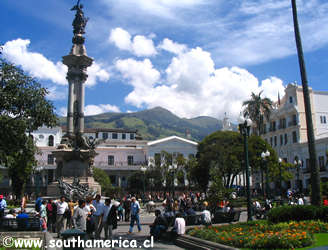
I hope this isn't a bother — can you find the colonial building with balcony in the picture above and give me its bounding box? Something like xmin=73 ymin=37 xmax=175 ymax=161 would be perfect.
xmin=260 ymin=83 xmax=328 ymax=191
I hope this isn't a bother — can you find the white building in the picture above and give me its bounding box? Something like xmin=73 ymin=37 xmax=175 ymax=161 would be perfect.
xmin=260 ymin=83 xmax=328 ymax=191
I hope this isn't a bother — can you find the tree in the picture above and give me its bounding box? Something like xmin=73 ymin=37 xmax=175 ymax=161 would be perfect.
xmin=291 ymin=0 xmax=321 ymax=206
xmin=0 ymin=59 xmax=58 ymax=198
xmin=197 ymin=131 xmax=244 ymax=192
xmin=243 ymin=91 xmax=273 ymax=135
xmin=93 ymin=168 xmax=113 ymax=196
xmin=248 ymin=135 xmax=293 ymax=195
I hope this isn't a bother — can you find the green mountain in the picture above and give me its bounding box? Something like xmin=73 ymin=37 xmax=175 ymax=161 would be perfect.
xmin=60 ymin=107 xmax=226 ymax=141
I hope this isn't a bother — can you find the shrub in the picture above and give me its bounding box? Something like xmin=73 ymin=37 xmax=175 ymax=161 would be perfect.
xmin=267 ymin=205 xmax=328 ymax=223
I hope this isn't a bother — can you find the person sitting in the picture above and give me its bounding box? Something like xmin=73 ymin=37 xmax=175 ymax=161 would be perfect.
xmin=201 ymin=202 xmax=211 ymax=226
xmin=150 ymin=210 xmax=169 ymax=241
xmin=17 ymin=209 xmax=30 ymax=229
xmin=223 ymin=201 xmax=231 ymax=213
xmin=171 ymin=213 xmax=185 ymax=239
xmin=4 ymin=209 xmax=17 ymax=218
xmin=185 ymin=205 xmax=196 ymax=216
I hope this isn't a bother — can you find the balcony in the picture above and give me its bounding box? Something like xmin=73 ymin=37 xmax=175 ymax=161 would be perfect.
xmin=95 ymin=161 xmax=147 ymax=171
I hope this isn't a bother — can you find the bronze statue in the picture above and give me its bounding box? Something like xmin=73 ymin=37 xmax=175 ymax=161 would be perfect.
xmin=71 ymin=0 xmax=89 ymax=44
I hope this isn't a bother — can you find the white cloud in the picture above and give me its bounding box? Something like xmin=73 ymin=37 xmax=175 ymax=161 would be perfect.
xmin=158 ymin=38 xmax=187 ymax=55
xmin=260 ymin=77 xmax=285 ymax=102
xmin=115 ymin=43 xmax=285 ymax=120
xmin=86 ymin=62 xmax=110 ymax=87
xmin=3 ymin=38 xmax=110 ymax=87
xmin=108 ymin=27 xmax=132 ymax=51
xmin=3 ymin=39 xmax=67 ymax=84
xmin=58 ymin=104 xmax=120 ymax=117
xmin=85 ymin=104 xmax=120 ymax=116
xmin=109 ymin=28 xmax=157 ymax=57
xmin=115 ymin=58 xmax=160 ymax=90
xmin=166 ymin=47 xmax=214 ymax=92
xmin=132 ymin=35 xmax=157 ymax=57
xmin=46 ymin=87 xmax=66 ymax=101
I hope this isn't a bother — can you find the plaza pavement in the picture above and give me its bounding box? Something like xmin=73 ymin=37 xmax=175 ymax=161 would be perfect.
xmin=6 ymin=206 xmax=248 ymax=249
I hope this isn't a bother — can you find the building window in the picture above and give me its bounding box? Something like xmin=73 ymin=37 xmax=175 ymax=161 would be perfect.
xmin=128 ymin=155 xmax=134 ymax=165
xmin=274 ymin=136 xmax=277 ymax=147
xmin=112 ymin=133 xmax=118 ymax=139
xmin=122 ymin=133 xmax=126 ymax=140
xmin=320 ymin=116 xmax=327 ymax=124
xmin=289 ymin=96 xmax=293 ymax=103
xmin=280 ymin=135 xmax=283 ymax=145
xmin=108 ymin=155 xmax=114 ymax=165
xmin=48 ymin=154 xmax=54 ymax=165
xmin=270 ymin=137 xmax=273 ymax=146
xmin=39 ymin=134 xmax=44 ymax=139
xmin=284 ymin=133 xmax=288 ymax=145
xmin=272 ymin=121 xmax=276 ymax=132
xmin=292 ymin=131 xmax=297 ymax=143
xmin=130 ymin=133 xmax=135 ymax=140
xmin=319 ymin=156 xmax=325 ymax=171
xmin=103 ymin=132 xmax=108 ymax=140
xmin=48 ymin=135 xmax=54 ymax=147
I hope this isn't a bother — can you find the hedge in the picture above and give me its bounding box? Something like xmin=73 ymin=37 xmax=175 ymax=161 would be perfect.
xmin=267 ymin=205 xmax=328 ymax=223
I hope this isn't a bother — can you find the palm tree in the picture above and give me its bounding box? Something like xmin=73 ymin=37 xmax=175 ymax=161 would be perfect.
xmin=242 ymin=91 xmax=273 ymax=136
xmin=291 ymin=0 xmax=321 ymax=205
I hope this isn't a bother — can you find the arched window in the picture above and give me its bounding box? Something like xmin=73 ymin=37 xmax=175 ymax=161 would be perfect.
xmin=48 ymin=135 xmax=54 ymax=147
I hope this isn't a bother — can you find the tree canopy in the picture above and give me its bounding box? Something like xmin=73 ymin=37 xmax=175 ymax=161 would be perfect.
xmin=243 ymin=91 xmax=273 ymax=135
xmin=196 ymin=131 xmax=293 ymax=194
xmin=0 ymin=58 xmax=58 ymax=198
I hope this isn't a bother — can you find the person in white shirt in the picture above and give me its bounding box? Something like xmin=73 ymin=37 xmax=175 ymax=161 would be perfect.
xmin=201 ymin=201 xmax=211 ymax=225
xmin=4 ymin=209 xmax=16 ymax=218
xmin=54 ymin=196 xmax=69 ymax=238
xmin=92 ymin=194 xmax=104 ymax=239
xmin=298 ymin=196 xmax=304 ymax=205
xmin=172 ymin=213 xmax=185 ymax=238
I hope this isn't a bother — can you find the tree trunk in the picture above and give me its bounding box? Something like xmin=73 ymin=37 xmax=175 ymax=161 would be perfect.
xmin=291 ymin=0 xmax=321 ymax=205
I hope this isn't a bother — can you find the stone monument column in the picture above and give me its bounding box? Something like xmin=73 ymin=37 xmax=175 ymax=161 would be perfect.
xmin=63 ymin=2 xmax=92 ymax=137
xmin=47 ymin=1 xmax=101 ymax=198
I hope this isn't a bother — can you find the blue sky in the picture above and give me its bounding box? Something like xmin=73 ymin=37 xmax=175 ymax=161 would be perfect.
xmin=1 ymin=0 xmax=328 ymax=121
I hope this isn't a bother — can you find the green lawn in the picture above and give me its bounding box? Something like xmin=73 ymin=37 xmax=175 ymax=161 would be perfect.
xmin=297 ymin=233 xmax=328 ymax=250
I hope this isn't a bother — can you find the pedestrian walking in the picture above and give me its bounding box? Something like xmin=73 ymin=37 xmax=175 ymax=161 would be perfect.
xmin=40 ymin=200 xmax=47 ymax=230
xmin=102 ymin=199 xmax=117 ymax=239
xmin=123 ymin=197 xmax=131 ymax=222
xmin=55 ymin=196 xmax=69 ymax=238
xmin=128 ymin=197 xmax=141 ymax=233
xmin=46 ymin=199 xmax=56 ymax=232
xmin=73 ymin=200 xmax=87 ymax=233
xmin=92 ymin=194 xmax=104 ymax=239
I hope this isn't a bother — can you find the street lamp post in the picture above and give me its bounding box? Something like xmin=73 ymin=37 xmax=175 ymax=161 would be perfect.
xmin=261 ymin=150 xmax=271 ymax=198
xmin=279 ymin=158 xmax=283 ymax=195
xmin=168 ymin=164 xmax=177 ymax=199
xmin=294 ymin=159 xmax=302 ymax=194
xmin=140 ymin=166 xmax=147 ymax=201
xmin=238 ymin=115 xmax=253 ymax=221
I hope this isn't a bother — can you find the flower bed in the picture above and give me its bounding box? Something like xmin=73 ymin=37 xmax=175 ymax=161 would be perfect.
xmin=187 ymin=220 xmax=328 ymax=249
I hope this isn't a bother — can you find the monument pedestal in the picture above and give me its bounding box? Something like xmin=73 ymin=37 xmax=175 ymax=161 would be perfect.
xmin=47 ymin=177 xmax=101 ymax=197
xmin=46 ymin=148 xmax=101 ymax=197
